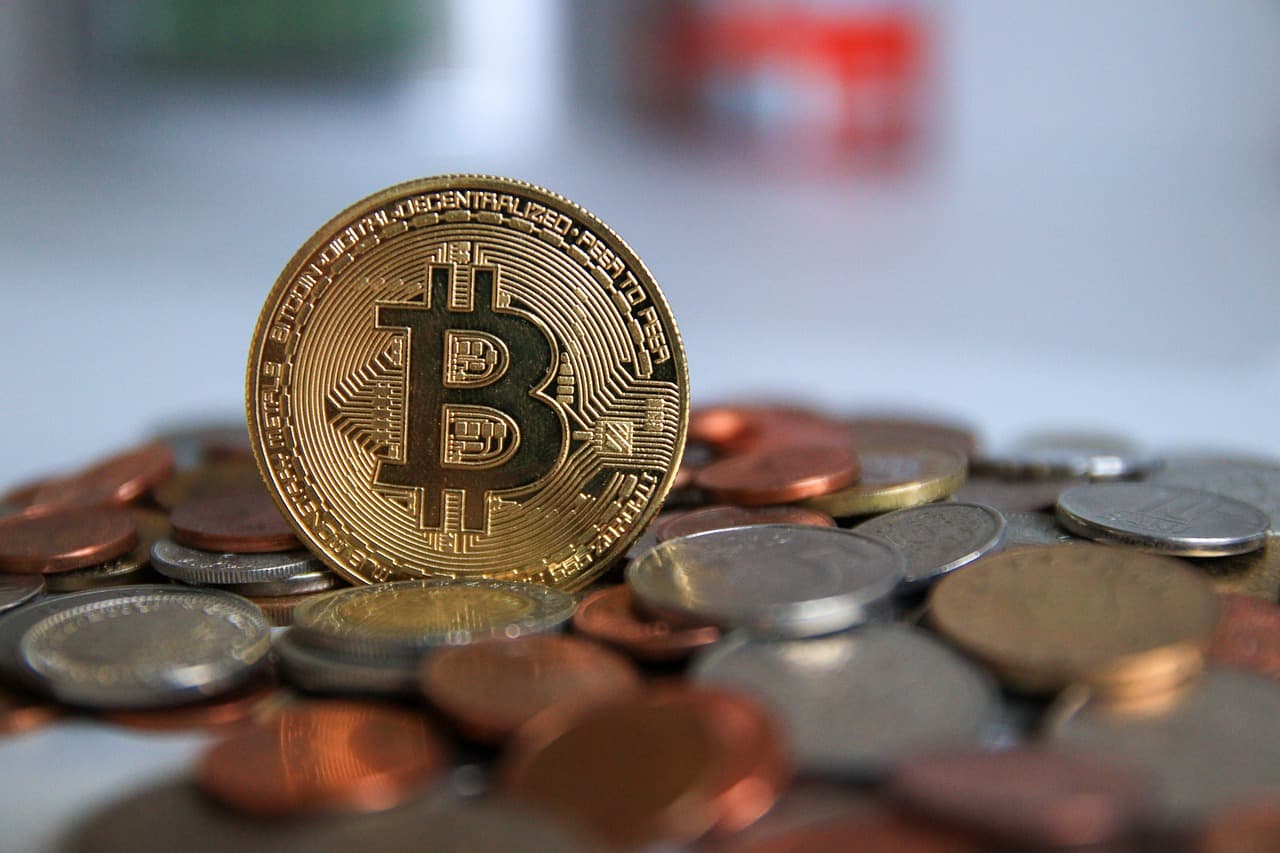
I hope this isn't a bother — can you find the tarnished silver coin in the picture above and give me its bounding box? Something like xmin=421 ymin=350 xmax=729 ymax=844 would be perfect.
xmin=976 ymin=432 xmax=1158 ymax=480
xmin=291 ymin=580 xmax=575 ymax=661
xmin=151 ymin=540 xmax=326 ymax=586
xmin=1049 ymin=667 xmax=1280 ymax=822
xmin=691 ymin=624 xmax=1004 ymax=775
xmin=0 ymin=573 xmax=42 ymax=614
xmin=1056 ymin=483 xmax=1269 ymax=556
xmin=1000 ymin=511 xmax=1082 ymax=548
xmin=853 ymin=503 xmax=1005 ymax=588
xmin=1151 ymin=454 xmax=1280 ymax=533
xmin=272 ymin=630 xmax=419 ymax=697
xmin=17 ymin=587 xmax=270 ymax=709
xmin=214 ymin=569 xmax=339 ymax=597
xmin=628 ymin=525 xmax=905 ymax=638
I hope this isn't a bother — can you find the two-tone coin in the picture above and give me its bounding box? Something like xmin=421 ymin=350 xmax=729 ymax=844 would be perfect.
xmin=800 ymin=447 xmax=966 ymax=517
xmin=852 ymin=502 xmax=1005 ymax=588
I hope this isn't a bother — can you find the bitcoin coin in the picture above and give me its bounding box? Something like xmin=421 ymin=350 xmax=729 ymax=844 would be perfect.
xmin=247 ymin=176 xmax=688 ymax=589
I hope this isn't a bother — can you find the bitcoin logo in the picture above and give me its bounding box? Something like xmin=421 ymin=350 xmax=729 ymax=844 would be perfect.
xmin=247 ymin=176 xmax=688 ymax=590
xmin=373 ymin=263 xmax=564 ymax=533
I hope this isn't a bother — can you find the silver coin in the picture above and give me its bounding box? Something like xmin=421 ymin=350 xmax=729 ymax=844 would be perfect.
xmin=1151 ymin=454 xmax=1280 ymax=533
xmin=273 ymin=630 xmax=419 ymax=697
xmin=291 ymin=579 xmax=575 ymax=661
xmin=1000 ymin=511 xmax=1083 ymax=548
xmin=1056 ymin=483 xmax=1269 ymax=556
xmin=691 ymin=624 xmax=1004 ymax=776
xmin=976 ymin=431 xmax=1158 ymax=480
xmin=1049 ymin=667 xmax=1280 ymax=822
xmin=628 ymin=525 xmax=904 ymax=638
xmin=207 ymin=569 xmax=338 ymax=597
xmin=18 ymin=587 xmax=270 ymax=709
xmin=951 ymin=475 xmax=1083 ymax=513
xmin=151 ymin=539 xmax=325 ymax=586
xmin=852 ymin=503 xmax=1005 ymax=588
xmin=0 ymin=573 xmax=42 ymax=614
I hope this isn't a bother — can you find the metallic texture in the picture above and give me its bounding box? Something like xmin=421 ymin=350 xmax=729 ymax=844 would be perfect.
xmin=246 ymin=175 xmax=688 ymax=589
xmin=272 ymin=630 xmax=420 ymax=697
xmin=0 ymin=573 xmax=43 ymax=614
xmin=1151 ymin=454 xmax=1280 ymax=532
xmin=853 ymin=502 xmax=1005 ymax=587
xmin=214 ymin=568 xmax=338 ymax=597
xmin=150 ymin=540 xmax=326 ymax=586
xmin=975 ymin=431 xmax=1157 ymax=480
xmin=799 ymin=447 xmax=966 ymax=517
xmin=998 ymin=510 xmax=1083 ymax=549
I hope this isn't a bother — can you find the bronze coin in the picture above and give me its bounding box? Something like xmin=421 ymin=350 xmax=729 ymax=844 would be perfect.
xmin=0 ymin=506 xmax=137 ymax=574
xmin=421 ymin=635 xmax=643 ymax=744
xmin=695 ymin=446 xmax=860 ymax=506
xmin=101 ymin=677 xmax=283 ymax=733
xmin=0 ymin=687 xmax=62 ymax=736
xmin=728 ymin=812 xmax=981 ymax=852
xmin=170 ymin=492 xmax=300 ymax=553
xmin=654 ymin=505 xmax=836 ymax=542
xmin=499 ymin=695 xmax=725 ymax=847
xmin=690 ymin=406 xmax=752 ymax=448
xmin=152 ymin=461 xmax=266 ymax=511
xmin=888 ymin=748 xmax=1149 ymax=848
xmin=846 ymin=415 xmax=979 ymax=458
xmin=30 ymin=444 xmax=175 ymax=509
xmin=720 ymin=405 xmax=854 ymax=454
xmin=1201 ymin=799 xmax=1280 ymax=853
xmin=43 ymin=508 xmax=171 ymax=593
xmin=197 ymin=700 xmax=449 ymax=817
xmin=572 ymin=585 xmax=720 ymax=661
xmin=1209 ymin=593 xmax=1280 ymax=681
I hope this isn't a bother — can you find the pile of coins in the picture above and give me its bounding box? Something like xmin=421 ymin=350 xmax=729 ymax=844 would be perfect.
xmin=3 ymin=405 xmax=1280 ymax=850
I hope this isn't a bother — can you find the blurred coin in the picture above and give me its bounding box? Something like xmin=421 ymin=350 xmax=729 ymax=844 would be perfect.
xmin=170 ymin=492 xmax=300 ymax=553
xmin=249 ymin=591 xmax=328 ymax=627
xmin=654 ymin=505 xmax=836 ymax=542
xmin=1057 ymin=483 xmax=1269 ymax=556
xmin=800 ymin=447 xmax=966 ymax=517
xmin=629 ymin=525 xmax=903 ymax=638
xmin=1208 ymin=594 xmax=1280 ymax=681
xmin=152 ymin=461 xmax=265 ymax=511
xmin=930 ymin=544 xmax=1216 ymax=695
xmin=952 ymin=474 xmax=1082 ymax=513
xmin=852 ymin=502 xmax=1005 ymax=588
xmin=690 ymin=406 xmax=752 ymax=448
xmin=0 ymin=506 xmax=137 ymax=574
xmin=421 ymin=635 xmax=643 ymax=744
xmin=151 ymin=417 xmax=251 ymax=470
xmin=1187 ymin=538 xmax=1280 ymax=600
xmin=1151 ymin=454 xmax=1280 ymax=532
xmin=217 ymin=568 xmax=338 ymax=597
xmin=976 ymin=431 xmax=1156 ymax=480
xmin=100 ymin=676 xmax=283 ymax=733
xmin=1048 ymin=667 xmax=1280 ymax=822
xmin=999 ymin=510 xmax=1082 ymax=548
xmin=695 ymin=446 xmax=860 ymax=506
xmin=726 ymin=810 xmax=982 ymax=853
xmin=18 ymin=586 xmax=270 ymax=709
xmin=845 ymin=414 xmax=978 ymax=458
xmin=714 ymin=405 xmax=854 ymax=454
xmin=0 ymin=587 xmax=147 ymax=688
xmin=44 ymin=509 xmax=170 ymax=594
xmin=292 ymin=580 xmax=575 ymax=661
xmin=0 ymin=686 xmax=61 ymax=736
xmin=571 ymin=584 xmax=721 ymax=662
xmin=691 ymin=625 xmax=1003 ymax=776
xmin=29 ymin=444 xmax=175 ymax=509
xmin=0 ymin=574 xmax=43 ymax=614
xmin=887 ymin=748 xmax=1150 ymax=848
xmin=1200 ymin=799 xmax=1280 ymax=853
xmin=197 ymin=700 xmax=449 ymax=817
xmin=150 ymin=539 xmax=326 ymax=586
xmin=273 ymin=630 xmax=419 ymax=697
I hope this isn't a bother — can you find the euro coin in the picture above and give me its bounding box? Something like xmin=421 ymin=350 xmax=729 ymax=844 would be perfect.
xmin=247 ymin=175 xmax=688 ymax=589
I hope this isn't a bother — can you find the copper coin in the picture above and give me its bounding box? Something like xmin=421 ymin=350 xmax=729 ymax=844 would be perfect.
xmin=654 ymin=505 xmax=836 ymax=542
xmin=888 ymin=748 xmax=1149 ymax=848
xmin=152 ymin=460 xmax=266 ymax=511
xmin=101 ymin=677 xmax=283 ymax=733
xmin=421 ymin=635 xmax=643 ymax=744
xmin=846 ymin=415 xmax=979 ymax=458
xmin=197 ymin=700 xmax=449 ymax=816
xmin=572 ymin=585 xmax=721 ymax=661
xmin=721 ymin=406 xmax=855 ymax=454
xmin=1 ymin=477 xmax=50 ymax=508
xmin=696 ymin=446 xmax=860 ymax=506
xmin=170 ymin=492 xmax=300 ymax=553
xmin=691 ymin=406 xmax=752 ymax=448
xmin=1209 ymin=594 xmax=1280 ymax=681
xmin=652 ymin=686 xmax=791 ymax=835
xmin=728 ymin=812 xmax=981 ymax=853
xmin=499 ymin=695 xmax=726 ymax=847
xmin=43 ymin=508 xmax=170 ymax=593
xmin=0 ymin=506 xmax=137 ymax=574
xmin=1201 ymin=799 xmax=1280 ymax=853
xmin=30 ymin=444 xmax=175 ymax=509
xmin=0 ymin=687 xmax=62 ymax=736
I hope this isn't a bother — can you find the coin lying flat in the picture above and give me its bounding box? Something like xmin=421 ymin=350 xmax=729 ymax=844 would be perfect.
xmin=571 ymin=585 xmax=721 ymax=662
xmin=0 ymin=587 xmax=143 ymax=688
xmin=291 ymin=579 xmax=575 ymax=660
xmin=999 ymin=511 xmax=1082 ymax=549
xmin=217 ymin=569 xmax=338 ymax=597
xmin=1056 ymin=483 xmax=1269 ymax=556
xmin=952 ymin=474 xmax=1083 ymax=513
xmin=628 ymin=525 xmax=904 ymax=638
xmin=0 ymin=506 xmax=138 ymax=574
xmin=653 ymin=505 xmax=836 ymax=542
xmin=0 ymin=573 xmax=43 ymax=614
xmin=691 ymin=625 xmax=1003 ymax=777
xmin=18 ymin=586 xmax=270 ymax=708
xmin=1185 ymin=538 xmax=1280 ymax=600
xmin=694 ymin=446 xmax=860 ymax=506
xmin=799 ymin=447 xmax=966 ymax=517
xmin=976 ymin=431 xmax=1157 ymax=480
xmin=1151 ymin=454 xmax=1280 ymax=532
xmin=43 ymin=509 xmax=169 ymax=594
xmin=929 ymin=544 xmax=1218 ymax=695
xmin=247 ymin=175 xmax=688 ymax=590
xmin=273 ymin=630 xmax=421 ymax=697
xmin=150 ymin=539 xmax=328 ymax=586
xmin=169 ymin=492 xmax=300 ymax=553
xmin=852 ymin=502 xmax=1005 ymax=588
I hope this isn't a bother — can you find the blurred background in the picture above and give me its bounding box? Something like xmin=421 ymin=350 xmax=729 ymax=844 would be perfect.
xmin=2 ymin=0 xmax=1279 ymax=486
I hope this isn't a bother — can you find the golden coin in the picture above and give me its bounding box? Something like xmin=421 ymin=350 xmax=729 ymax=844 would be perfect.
xmin=929 ymin=544 xmax=1217 ymax=695
xmin=799 ymin=447 xmax=966 ymax=517
xmin=246 ymin=176 xmax=688 ymax=589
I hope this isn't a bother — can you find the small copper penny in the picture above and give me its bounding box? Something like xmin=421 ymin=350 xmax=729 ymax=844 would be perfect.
xmin=721 ymin=406 xmax=854 ymax=454
xmin=654 ymin=505 xmax=836 ymax=542
xmin=572 ymin=585 xmax=720 ymax=661
xmin=101 ymin=677 xmax=283 ymax=733
xmin=499 ymin=695 xmax=726 ymax=847
xmin=1201 ymin=799 xmax=1280 ymax=853
xmin=690 ymin=406 xmax=752 ymax=448
xmin=696 ymin=446 xmax=860 ymax=506
xmin=43 ymin=508 xmax=170 ymax=593
xmin=1209 ymin=593 xmax=1280 ymax=681
xmin=152 ymin=460 xmax=266 ymax=511
xmin=887 ymin=748 xmax=1149 ymax=848
xmin=422 ymin=635 xmax=643 ymax=744
xmin=30 ymin=444 xmax=175 ymax=509
xmin=197 ymin=700 xmax=449 ymax=816
xmin=170 ymin=492 xmax=299 ymax=553
xmin=0 ymin=687 xmax=62 ymax=736
xmin=0 ymin=506 xmax=137 ymax=574
xmin=729 ymin=812 xmax=981 ymax=853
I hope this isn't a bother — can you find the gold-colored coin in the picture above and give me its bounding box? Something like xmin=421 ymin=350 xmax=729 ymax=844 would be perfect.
xmin=929 ymin=544 xmax=1217 ymax=695
xmin=246 ymin=176 xmax=688 ymax=589
xmin=1186 ymin=536 xmax=1280 ymax=600
xmin=800 ymin=447 xmax=966 ymax=517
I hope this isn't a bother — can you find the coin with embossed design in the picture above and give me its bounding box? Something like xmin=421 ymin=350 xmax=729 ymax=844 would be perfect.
xmin=247 ymin=176 xmax=688 ymax=589
xmin=852 ymin=502 xmax=1005 ymax=588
